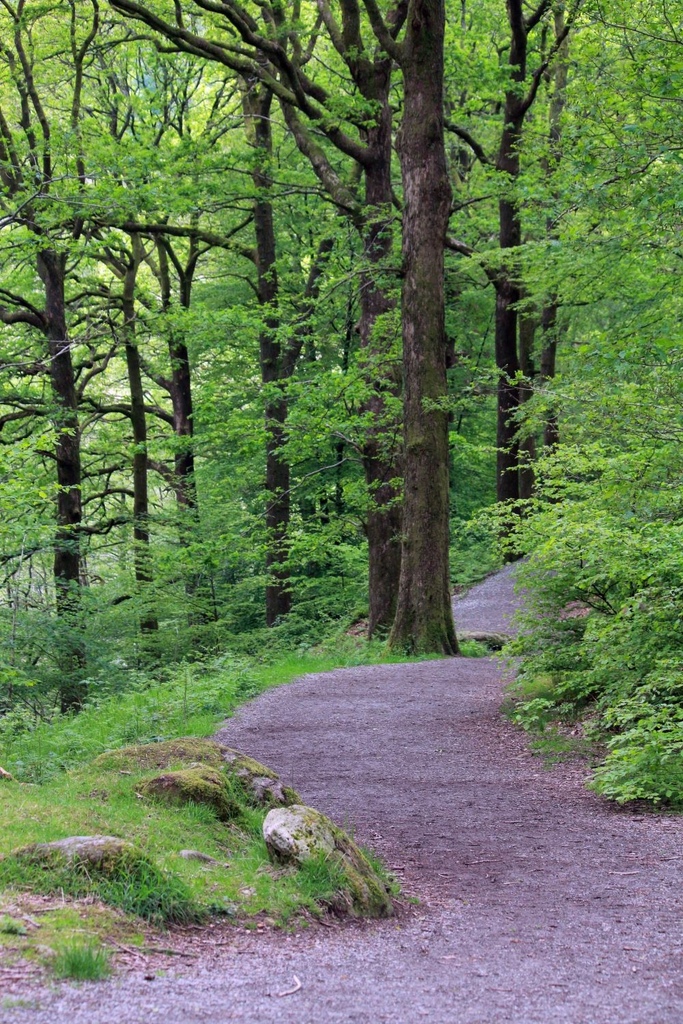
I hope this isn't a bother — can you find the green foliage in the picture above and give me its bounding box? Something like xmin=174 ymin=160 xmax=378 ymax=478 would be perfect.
xmin=457 ymin=639 xmax=490 ymax=658
xmin=0 ymin=915 xmax=27 ymax=935
xmin=504 ymin=347 xmax=683 ymax=805
xmin=0 ymin=721 xmax=397 ymax=930
xmin=295 ymin=852 xmax=348 ymax=907
xmin=1 ymin=0 xmax=681 ymax=811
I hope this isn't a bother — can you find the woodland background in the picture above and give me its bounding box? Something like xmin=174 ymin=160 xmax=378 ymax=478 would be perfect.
xmin=1 ymin=0 xmax=682 ymax=806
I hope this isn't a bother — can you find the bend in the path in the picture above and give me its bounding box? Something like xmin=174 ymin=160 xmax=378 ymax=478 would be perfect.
xmin=452 ymin=561 xmax=521 ymax=635
xmin=4 ymin=567 xmax=682 ymax=1024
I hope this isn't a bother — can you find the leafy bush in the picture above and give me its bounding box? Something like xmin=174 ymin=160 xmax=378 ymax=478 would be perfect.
xmin=505 ymin=349 xmax=683 ymax=807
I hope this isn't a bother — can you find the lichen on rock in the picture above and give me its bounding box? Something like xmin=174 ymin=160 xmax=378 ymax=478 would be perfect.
xmin=137 ymin=767 xmax=240 ymax=821
xmin=263 ymin=805 xmax=393 ymax=918
xmin=220 ymin=747 xmax=300 ymax=807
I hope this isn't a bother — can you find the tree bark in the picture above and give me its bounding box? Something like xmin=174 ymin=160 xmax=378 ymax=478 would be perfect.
xmin=540 ymin=302 xmax=560 ymax=450
xmin=155 ymin=241 xmax=199 ymax=518
xmin=122 ymin=235 xmax=158 ymax=633
xmin=37 ymin=249 xmax=86 ymax=711
xmin=389 ymin=0 xmax=458 ymax=655
xmin=538 ymin=8 xmax=569 ymax=453
xmin=246 ymin=89 xmax=336 ymax=626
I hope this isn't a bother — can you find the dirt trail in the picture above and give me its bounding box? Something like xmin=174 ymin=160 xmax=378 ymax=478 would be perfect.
xmin=2 ymin=568 xmax=682 ymax=1023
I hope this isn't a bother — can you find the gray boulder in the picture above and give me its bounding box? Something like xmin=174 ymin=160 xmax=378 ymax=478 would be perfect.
xmin=263 ymin=805 xmax=393 ymax=918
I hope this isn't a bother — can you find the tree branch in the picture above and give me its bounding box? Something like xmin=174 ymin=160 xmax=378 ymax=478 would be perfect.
xmin=444 ymin=120 xmax=492 ymax=165
xmin=520 ymin=6 xmax=578 ymax=115
xmin=360 ymin=0 xmax=403 ymax=60
xmin=525 ymin=0 xmax=552 ymax=32
xmin=281 ymin=103 xmax=364 ymax=228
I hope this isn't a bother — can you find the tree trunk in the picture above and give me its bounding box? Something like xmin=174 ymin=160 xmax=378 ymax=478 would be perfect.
xmin=37 ymin=250 xmax=86 ymax=712
xmin=156 ymin=242 xmax=199 ymax=519
xmin=122 ymin=236 xmax=158 ymax=633
xmin=153 ymin=240 xmax=208 ymax=627
xmin=358 ymin=67 xmax=402 ymax=637
xmin=244 ymin=87 xmax=291 ymax=626
xmin=518 ymin=311 xmax=536 ymax=500
xmin=495 ymin=94 xmax=524 ymax=506
xmin=494 ymin=269 xmax=521 ymax=504
xmin=494 ymin=3 xmax=529 ymax=508
xmin=538 ymin=10 xmax=569 ymax=454
xmin=389 ymin=0 xmax=457 ymax=656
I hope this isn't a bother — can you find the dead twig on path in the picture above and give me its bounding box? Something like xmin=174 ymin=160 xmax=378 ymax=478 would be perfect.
xmin=143 ymin=946 xmax=198 ymax=957
xmin=277 ymin=975 xmax=302 ymax=997
xmin=111 ymin=940 xmax=147 ymax=960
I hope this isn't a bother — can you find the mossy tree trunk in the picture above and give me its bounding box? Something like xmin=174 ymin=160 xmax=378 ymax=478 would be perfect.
xmin=38 ymin=249 xmax=87 ymax=710
xmin=388 ymin=0 xmax=457 ymax=655
xmin=358 ymin=66 xmax=402 ymax=638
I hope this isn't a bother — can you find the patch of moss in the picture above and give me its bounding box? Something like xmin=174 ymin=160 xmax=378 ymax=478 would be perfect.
xmin=137 ymin=767 xmax=241 ymax=822
xmin=327 ymin=829 xmax=393 ymax=919
xmin=264 ymin=806 xmax=393 ymax=918
xmin=0 ymin=896 xmax=147 ymax=979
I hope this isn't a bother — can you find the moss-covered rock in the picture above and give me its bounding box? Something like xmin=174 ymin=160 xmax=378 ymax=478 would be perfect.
xmin=219 ymin=747 xmax=300 ymax=807
xmin=8 ymin=835 xmax=146 ymax=875
xmin=94 ymin=737 xmax=224 ymax=772
xmin=456 ymin=629 xmax=512 ymax=650
xmin=263 ymin=805 xmax=393 ymax=918
xmin=1 ymin=836 xmax=201 ymax=924
xmin=137 ymin=767 xmax=240 ymax=821
xmin=95 ymin=737 xmax=299 ymax=809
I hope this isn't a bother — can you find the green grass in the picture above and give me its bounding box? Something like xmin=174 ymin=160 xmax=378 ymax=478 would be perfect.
xmin=295 ymin=852 xmax=348 ymax=906
xmin=0 ymin=898 xmax=146 ymax=985
xmin=0 ymin=914 xmax=27 ymax=935
xmin=529 ymin=727 xmax=599 ymax=767
xmin=52 ymin=941 xmax=112 ymax=981
xmin=0 ymin=848 xmax=203 ymax=926
xmin=0 ymin=758 xmax=348 ymax=928
xmin=457 ymin=639 xmax=490 ymax=658
xmin=503 ymin=674 xmax=601 ymax=767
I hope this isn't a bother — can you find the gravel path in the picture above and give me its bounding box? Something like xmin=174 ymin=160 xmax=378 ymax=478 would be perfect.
xmin=2 ymin=568 xmax=682 ymax=1023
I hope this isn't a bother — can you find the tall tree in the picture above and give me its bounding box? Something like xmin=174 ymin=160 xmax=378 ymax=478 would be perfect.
xmin=0 ymin=0 xmax=101 ymax=708
xmin=360 ymin=0 xmax=457 ymax=653
xmin=445 ymin=0 xmax=579 ymax=507
xmin=119 ymin=235 xmax=159 ymax=632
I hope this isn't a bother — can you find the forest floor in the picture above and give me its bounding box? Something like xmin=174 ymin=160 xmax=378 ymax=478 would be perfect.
xmin=2 ymin=567 xmax=682 ymax=1023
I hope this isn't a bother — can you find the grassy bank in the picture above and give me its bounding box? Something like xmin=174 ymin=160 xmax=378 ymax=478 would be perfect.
xmin=0 ymin=639 xmax=416 ymax=978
